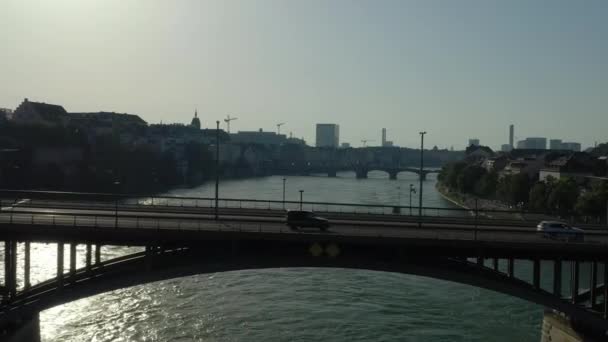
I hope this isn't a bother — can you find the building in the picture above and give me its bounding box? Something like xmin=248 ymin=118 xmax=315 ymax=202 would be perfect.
xmin=68 ymin=111 xmax=147 ymax=138
xmin=561 ymin=142 xmax=582 ymax=152
xmin=517 ymin=137 xmax=547 ymax=150
xmin=340 ymin=142 xmax=351 ymax=148
xmin=0 ymin=108 xmax=13 ymax=121
xmin=190 ymin=110 xmax=201 ymax=129
xmin=539 ymin=152 xmax=594 ymax=183
xmin=315 ymin=124 xmax=339 ymax=148
xmin=12 ymin=98 xmax=69 ymax=126
xmin=509 ymin=125 xmax=514 ymax=148
xmin=231 ymin=129 xmax=287 ymax=146
xmin=468 ymin=139 xmax=480 ymax=147
xmin=548 ymin=139 xmax=581 ymax=152
xmin=549 ymin=139 xmax=563 ymax=150
xmin=501 ymin=144 xmax=512 ymax=152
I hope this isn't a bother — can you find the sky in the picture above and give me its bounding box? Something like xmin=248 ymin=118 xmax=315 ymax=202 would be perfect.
xmin=1 ymin=0 xmax=607 ymax=150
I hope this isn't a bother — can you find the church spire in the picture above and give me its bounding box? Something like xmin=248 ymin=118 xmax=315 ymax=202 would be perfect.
xmin=190 ymin=108 xmax=201 ymax=129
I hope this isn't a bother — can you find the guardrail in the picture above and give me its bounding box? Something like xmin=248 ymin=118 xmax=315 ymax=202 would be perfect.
xmin=0 ymin=189 xmax=606 ymax=229
xmin=1 ymin=206 xmax=607 ymax=246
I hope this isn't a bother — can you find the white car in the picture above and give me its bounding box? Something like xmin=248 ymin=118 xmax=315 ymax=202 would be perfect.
xmin=536 ymin=221 xmax=584 ymax=242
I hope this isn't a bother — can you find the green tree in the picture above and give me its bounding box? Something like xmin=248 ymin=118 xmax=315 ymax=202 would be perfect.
xmin=456 ymin=165 xmax=486 ymax=194
xmin=547 ymin=177 xmax=578 ymax=216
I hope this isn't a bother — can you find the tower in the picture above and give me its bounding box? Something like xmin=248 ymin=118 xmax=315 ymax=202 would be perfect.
xmin=382 ymin=128 xmax=387 ymax=146
xmin=509 ymin=124 xmax=514 ymax=148
xmin=190 ymin=109 xmax=201 ymax=129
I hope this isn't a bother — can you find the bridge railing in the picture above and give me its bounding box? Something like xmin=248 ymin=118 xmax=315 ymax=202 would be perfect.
xmin=0 ymin=189 xmax=606 ymax=230
xmin=2 ymin=205 xmax=608 ymax=246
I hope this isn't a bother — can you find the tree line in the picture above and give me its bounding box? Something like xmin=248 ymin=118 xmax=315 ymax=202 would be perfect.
xmin=438 ymin=161 xmax=608 ymax=220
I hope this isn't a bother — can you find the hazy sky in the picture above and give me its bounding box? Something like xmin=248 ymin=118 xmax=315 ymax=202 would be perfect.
xmin=1 ymin=0 xmax=607 ymax=150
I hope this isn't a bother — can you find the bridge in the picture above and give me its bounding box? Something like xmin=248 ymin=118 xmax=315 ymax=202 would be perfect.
xmin=302 ymin=164 xmax=439 ymax=180
xmin=0 ymin=190 xmax=608 ymax=340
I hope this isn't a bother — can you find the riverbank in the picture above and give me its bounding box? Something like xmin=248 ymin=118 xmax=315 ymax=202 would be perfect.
xmin=435 ymin=182 xmax=521 ymax=219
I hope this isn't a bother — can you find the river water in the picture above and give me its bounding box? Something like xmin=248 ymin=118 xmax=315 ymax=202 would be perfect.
xmin=22 ymin=172 xmax=553 ymax=340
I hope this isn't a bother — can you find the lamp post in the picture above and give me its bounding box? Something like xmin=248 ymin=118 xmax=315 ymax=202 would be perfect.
xmin=409 ymin=184 xmax=416 ymax=216
xmin=215 ymin=120 xmax=220 ymax=220
xmin=418 ymin=131 xmax=427 ymax=226
xmin=299 ymin=190 xmax=304 ymax=210
xmin=282 ymin=178 xmax=287 ymax=210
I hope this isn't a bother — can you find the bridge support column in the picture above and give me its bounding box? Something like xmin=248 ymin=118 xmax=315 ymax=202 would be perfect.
xmin=590 ymin=261 xmax=597 ymax=307
xmin=69 ymin=243 xmax=77 ymax=277
xmin=507 ymin=258 xmax=514 ymax=278
xmin=355 ymin=169 xmax=367 ymax=179
xmin=492 ymin=258 xmax=498 ymax=271
xmin=86 ymin=243 xmax=92 ymax=272
xmin=388 ymin=171 xmax=398 ymax=180
xmin=4 ymin=241 xmax=17 ymax=300
xmin=3 ymin=313 xmax=41 ymax=342
xmin=24 ymin=242 xmax=31 ymax=290
xmin=95 ymin=244 xmax=101 ymax=265
xmin=553 ymin=259 xmax=562 ymax=297
xmin=571 ymin=261 xmax=579 ymax=304
xmin=57 ymin=243 xmax=64 ymax=289
xmin=327 ymin=169 xmax=337 ymax=177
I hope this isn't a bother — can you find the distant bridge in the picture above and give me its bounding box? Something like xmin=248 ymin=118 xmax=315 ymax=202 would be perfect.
xmin=0 ymin=191 xmax=608 ymax=340
xmin=300 ymin=165 xmax=440 ymax=180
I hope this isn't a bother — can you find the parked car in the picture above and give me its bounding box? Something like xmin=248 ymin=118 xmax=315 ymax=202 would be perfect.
xmin=536 ymin=221 xmax=584 ymax=242
xmin=286 ymin=210 xmax=329 ymax=231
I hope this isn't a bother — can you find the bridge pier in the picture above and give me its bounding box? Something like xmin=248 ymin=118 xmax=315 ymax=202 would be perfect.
xmin=355 ymin=169 xmax=368 ymax=179
xmin=554 ymin=259 xmax=562 ymax=297
xmin=95 ymin=244 xmax=101 ymax=264
xmin=2 ymin=313 xmax=40 ymax=342
xmin=24 ymin=242 xmax=31 ymax=290
xmin=388 ymin=171 xmax=398 ymax=180
xmin=327 ymin=169 xmax=337 ymax=177
xmin=3 ymin=241 xmax=17 ymax=301
xmin=86 ymin=243 xmax=92 ymax=272
xmin=70 ymin=243 xmax=77 ymax=277
xmin=57 ymin=243 xmax=64 ymax=289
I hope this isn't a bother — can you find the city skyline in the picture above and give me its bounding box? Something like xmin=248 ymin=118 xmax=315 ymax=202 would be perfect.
xmin=1 ymin=0 xmax=607 ymax=149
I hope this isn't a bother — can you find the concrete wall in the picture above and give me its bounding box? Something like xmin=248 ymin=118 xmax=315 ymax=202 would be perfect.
xmin=540 ymin=311 xmax=584 ymax=342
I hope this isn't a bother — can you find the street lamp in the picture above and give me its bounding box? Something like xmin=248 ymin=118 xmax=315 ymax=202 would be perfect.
xmin=215 ymin=120 xmax=220 ymax=220
xmin=299 ymin=190 xmax=304 ymax=210
xmin=282 ymin=178 xmax=287 ymax=210
xmin=418 ymin=131 xmax=427 ymax=225
xmin=409 ymin=184 xmax=416 ymax=216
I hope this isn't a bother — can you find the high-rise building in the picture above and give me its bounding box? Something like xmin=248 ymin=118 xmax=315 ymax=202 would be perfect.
xmin=315 ymin=124 xmax=339 ymax=148
xmin=509 ymin=125 xmax=514 ymax=148
xmin=381 ymin=128 xmax=387 ymax=146
xmin=468 ymin=139 xmax=480 ymax=147
xmin=549 ymin=139 xmax=563 ymax=150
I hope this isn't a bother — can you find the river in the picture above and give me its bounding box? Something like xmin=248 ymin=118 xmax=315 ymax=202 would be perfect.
xmin=20 ymin=172 xmax=554 ymax=340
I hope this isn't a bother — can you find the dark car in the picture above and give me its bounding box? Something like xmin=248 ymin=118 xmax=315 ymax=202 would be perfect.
xmin=286 ymin=210 xmax=329 ymax=231
xmin=536 ymin=221 xmax=584 ymax=242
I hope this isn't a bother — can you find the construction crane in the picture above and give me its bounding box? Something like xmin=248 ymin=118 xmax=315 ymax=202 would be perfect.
xmin=361 ymin=139 xmax=375 ymax=147
xmin=224 ymin=115 xmax=238 ymax=133
xmin=277 ymin=122 xmax=286 ymax=135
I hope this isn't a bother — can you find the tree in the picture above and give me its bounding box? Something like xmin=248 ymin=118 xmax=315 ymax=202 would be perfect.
xmin=576 ymin=180 xmax=608 ymax=220
xmin=475 ymin=171 xmax=498 ymax=197
xmin=528 ymin=182 xmax=548 ymax=211
xmin=547 ymin=177 xmax=578 ymax=216
xmin=497 ymin=174 xmax=532 ymax=206
xmin=456 ymin=165 xmax=486 ymax=194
